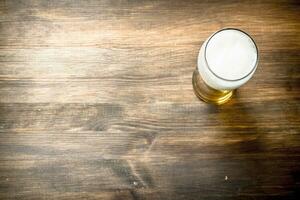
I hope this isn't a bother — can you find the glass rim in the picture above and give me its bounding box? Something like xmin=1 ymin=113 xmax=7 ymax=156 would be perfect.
xmin=204 ymin=28 xmax=259 ymax=82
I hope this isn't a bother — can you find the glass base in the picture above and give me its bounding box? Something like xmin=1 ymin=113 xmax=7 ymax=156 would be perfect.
xmin=192 ymin=70 xmax=233 ymax=105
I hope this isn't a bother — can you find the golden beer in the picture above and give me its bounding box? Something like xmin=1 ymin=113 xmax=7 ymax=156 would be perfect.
xmin=193 ymin=28 xmax=258 ymax=105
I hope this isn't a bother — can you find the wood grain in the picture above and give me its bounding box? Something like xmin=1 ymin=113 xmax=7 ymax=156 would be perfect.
xmin=0 ymin=0 xmax=300 ymax=199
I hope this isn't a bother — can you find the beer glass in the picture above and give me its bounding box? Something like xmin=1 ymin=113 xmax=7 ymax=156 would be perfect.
xmin=192 ymin=28 xmax=258 ymax=105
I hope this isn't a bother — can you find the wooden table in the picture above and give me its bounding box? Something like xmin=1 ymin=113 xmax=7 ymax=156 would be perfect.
xmin=0 ymin=0 xmax=299 ymax=199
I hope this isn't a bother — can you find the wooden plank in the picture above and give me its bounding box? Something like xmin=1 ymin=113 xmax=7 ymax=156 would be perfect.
xmin=0 ymin=49 xmax=298 ymax=103
xmin=0 ymin=102 xmax=299 ymax=199
xmin=0 ymin=1 xmax=299 ymax=49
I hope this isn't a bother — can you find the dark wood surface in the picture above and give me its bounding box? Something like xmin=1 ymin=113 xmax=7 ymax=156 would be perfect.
xmin=0 ymin=0 xmax=300 ymax=199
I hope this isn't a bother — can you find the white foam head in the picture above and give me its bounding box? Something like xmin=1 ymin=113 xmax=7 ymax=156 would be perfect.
xmin=197 ymin=28 xmax=258 ymax=90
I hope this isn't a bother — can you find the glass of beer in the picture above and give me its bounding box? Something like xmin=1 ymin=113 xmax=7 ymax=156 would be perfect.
xmin=192 ymin=28 xmax=259 ymax=105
